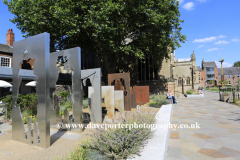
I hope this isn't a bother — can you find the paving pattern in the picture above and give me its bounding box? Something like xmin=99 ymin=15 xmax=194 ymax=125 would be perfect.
xmin=167 ymin=91 xmax=240 ymax=160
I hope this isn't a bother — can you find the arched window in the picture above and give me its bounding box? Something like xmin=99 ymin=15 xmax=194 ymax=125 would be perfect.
xmin=178 ymin=77 xmax=182 ymax=85
xmin=186 ymin=77 xmax=191 ymax=85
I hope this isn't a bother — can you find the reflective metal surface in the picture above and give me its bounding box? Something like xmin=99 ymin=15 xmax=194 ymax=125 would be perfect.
xmin=12 ymin=32 xmax=50 ymax=148
xmin=83 ymin=68 xmax=102 ymax=123
xmin=108 ymin=73 xmax=131 ymax=111
xmin=49 ymin=47 xmax=82 ymax=132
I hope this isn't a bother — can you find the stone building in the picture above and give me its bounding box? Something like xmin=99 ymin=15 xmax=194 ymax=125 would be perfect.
xmin=216 ymin=67 xmax=240 ymax=86
xmin=135 ymin=50 xmax=199 ymax=97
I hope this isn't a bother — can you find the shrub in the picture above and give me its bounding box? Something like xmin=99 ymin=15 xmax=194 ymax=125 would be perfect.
xmin=149 ymin=95 xmax=168 ymax=108
xmin=1 ymin=93 xmax=38 ymax=120
xmin=80 ymin=112 xmax=156 ymax=159
xmin=83 ymin=99 xmax=88 ymax=109
xmin=186 ymin=90 xmax=194 ymax=94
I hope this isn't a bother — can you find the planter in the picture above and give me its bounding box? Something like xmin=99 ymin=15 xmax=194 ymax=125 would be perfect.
xmin=186 ymin=94 xmax=204 ymax=98
xmin=221 ymin=96 xmax=230 ymax=102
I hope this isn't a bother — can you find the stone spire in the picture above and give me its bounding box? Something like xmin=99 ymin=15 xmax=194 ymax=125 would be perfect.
xmin=191 ymin=51 xmax=196 ymax=61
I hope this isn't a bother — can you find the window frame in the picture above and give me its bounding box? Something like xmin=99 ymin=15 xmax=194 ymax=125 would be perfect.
xmin=0 ymin=56 xmax=11 ymax=68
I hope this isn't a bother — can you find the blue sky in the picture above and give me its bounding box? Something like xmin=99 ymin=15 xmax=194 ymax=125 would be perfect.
xmin=176 ymin=0 xmax=240 ymax=68
xmin=0 ymin=0 xmax=239 ymax=68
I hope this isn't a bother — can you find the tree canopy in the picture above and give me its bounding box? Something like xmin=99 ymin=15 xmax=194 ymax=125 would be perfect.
xmin=233 ymin=61 xmax=240 ymax=67
xmin=4 ymin=0 xmax=186 ymax=75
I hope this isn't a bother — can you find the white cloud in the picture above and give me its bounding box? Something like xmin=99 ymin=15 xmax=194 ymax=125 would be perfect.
xmin=215 ymin=61 xmax=233 ymax=68
xmin=197 ymin=45 xmax=204 ymax=48
xmin=183 ymin=2 xmax=194 ymax=10
xmin=214 ymin=40 xmax=229 ymax=45
xmin=177 ymin=0 xmax=184 ymax=5
xmin=207 ymin=48 xmax=219 ymax=52
xmin=232 ymin=38 xmax=240 ymax=42
xmin=192 ymin=35 xmax=226 ymax=43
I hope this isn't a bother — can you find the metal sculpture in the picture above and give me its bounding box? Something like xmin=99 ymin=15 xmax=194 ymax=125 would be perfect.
xmin=101 ymin=86 xmax=115 ymax=118
xmin=133 ymin=86 xmax=149 ymax=105
xmin=114 ymin=91 xmax=124 ymax=113
xmin=130 ymin=89 xmax=136 ymax=108
xmin=12 ymin=33 xmax=50 ymax=148
xmin=49 ymin=47 xmax=82 ymax=132
xmin=82 ymin=68 xmax=102 ymax=123
xmin=108 ymin=73 xmax=131 ymax=111
xmin=12 ymin=32 xmax=82 ymax=148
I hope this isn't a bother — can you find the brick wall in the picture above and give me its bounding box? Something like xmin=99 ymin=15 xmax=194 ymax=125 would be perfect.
xmin=216 ymin=74 xmax=240 ymax=85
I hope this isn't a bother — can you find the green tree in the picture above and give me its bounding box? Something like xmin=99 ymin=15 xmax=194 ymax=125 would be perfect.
xmin=233 ymin=61 xmax=240 ymax=67
xmin=4 ymin=0 xmax=186 ymax=76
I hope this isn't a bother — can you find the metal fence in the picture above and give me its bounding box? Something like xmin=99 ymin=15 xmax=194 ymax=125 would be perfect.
xmin=219 ymin=86 xmax=240 ymax=102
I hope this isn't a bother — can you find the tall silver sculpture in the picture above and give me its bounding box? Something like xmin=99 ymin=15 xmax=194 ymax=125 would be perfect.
xmin=82 ymin=68 xmax=102 ymax=123
xmin=12 ymin=33 xmax=50 ymax=148
xmin=12 ymin=32 xmax=83 ymax=148
xmin=49 ymin=47 xmax=82 ymax=132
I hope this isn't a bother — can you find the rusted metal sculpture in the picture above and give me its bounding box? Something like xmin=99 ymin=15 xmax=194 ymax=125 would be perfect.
xmin=133 ymin=86 xmax=149 ymax=105
xmin=108 ymin=73 xmax=131 ymax=111
xmin=130 ymin=89 xmax=136 ymax=108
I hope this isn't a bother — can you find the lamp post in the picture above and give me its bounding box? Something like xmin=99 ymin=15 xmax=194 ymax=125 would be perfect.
xmin=190 ymin=67 xmax=195 ymax=89
xmin=219 ymin=58 xmax=224 ymax=89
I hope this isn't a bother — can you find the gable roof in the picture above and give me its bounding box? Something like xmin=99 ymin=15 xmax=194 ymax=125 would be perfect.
xmin=203 ymin=61 xmax=217 ymax=67
xmin=217 ymin=67 xmax=240 ymax=75
xmin=0 ymin=43 xmax=13 ymax=53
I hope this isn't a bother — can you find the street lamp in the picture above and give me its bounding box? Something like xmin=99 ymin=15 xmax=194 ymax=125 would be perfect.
xmin=219 ymin=58 xmax=224 ymax=89
xmin=190 ymin=67 xmax=196 ymax=89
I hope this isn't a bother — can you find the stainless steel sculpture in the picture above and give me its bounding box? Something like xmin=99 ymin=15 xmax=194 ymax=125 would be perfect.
xmin=83 ymin=68 xmax=102 ymax=123
xmin=12 ymin=32 xmax=82 ymax=148
xmin=12 ymin=33 xmax=50 ymax=148
xmin=49 ymin=47 xmax=82 ymax=132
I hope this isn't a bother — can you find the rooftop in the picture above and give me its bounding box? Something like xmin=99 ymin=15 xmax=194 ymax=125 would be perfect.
xmin=203 ymin=61 xmax=217 ymax=68
xmin=217 ymin=67 xmax=240 ymax=75
xmin=175 ymin=58 xmax=191 ymax=62
xmin=0 ymin=43 xmax=13 ymax=53
xmin=0 ymin=67 xmax=36 ymax=80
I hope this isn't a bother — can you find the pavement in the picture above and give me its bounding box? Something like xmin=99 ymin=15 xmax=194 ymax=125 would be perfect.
xmin=167 ymin=90 xmax=240 ymax=160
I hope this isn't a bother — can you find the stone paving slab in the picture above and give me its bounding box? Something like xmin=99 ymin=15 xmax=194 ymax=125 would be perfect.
xmin=167 ymin=91 xmax=240 ymax=160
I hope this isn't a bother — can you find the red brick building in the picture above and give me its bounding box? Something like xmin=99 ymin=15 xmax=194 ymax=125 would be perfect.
xmin=197 ymin=59 xmax=218 ymax=87
xmin=216 ymin=67 xmax=240 ymax=86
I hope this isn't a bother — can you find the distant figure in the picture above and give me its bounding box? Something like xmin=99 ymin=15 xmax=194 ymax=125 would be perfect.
xmin=166 ymin=91 xmax=177 ymax=104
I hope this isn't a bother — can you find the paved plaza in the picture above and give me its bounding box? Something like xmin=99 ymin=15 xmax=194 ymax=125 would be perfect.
xmin=167 ymin=91 xmax=240 ymax=160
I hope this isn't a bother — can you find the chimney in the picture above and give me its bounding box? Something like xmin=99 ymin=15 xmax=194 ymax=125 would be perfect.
xmin=202 ymin=58 xmax=204 ymax=69
xmin=6 ymin=29 xmax=15 ymax=46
